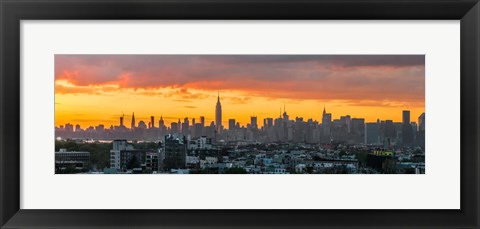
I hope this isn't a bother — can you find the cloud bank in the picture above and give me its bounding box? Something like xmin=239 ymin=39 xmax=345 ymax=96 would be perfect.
xmin=55 ymin=55 xmax=425 ymax=106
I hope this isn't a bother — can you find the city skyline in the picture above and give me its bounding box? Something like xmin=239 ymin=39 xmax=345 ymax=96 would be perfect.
xmin=55 ymin=98 xmax=425 ymax=131
xmin=54 ymin=54 xmax=425 ymax=174
xmin=55 ymin=55 xmax=425 ymax=128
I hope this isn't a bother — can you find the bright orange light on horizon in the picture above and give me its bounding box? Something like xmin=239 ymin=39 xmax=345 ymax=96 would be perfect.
xmin=55 ymin=87 xmax=425 ymax=129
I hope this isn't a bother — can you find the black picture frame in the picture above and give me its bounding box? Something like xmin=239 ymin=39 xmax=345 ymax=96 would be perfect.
xmin=1 ymin=0 xmax=479 ymax=228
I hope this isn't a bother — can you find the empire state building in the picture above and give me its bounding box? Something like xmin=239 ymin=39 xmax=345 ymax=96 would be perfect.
xmin=215 ymin=92 xmax=222 ymax=133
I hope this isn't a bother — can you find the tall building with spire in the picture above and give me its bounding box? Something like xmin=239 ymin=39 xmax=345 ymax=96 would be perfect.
xmin=282 ymin=104 xmax=289 ymax=121
xmin=131 ymin=112 xmax=135 ymax=129
xmin=215 ymin=92 xmax=222 ymax=133
xmin=322 ymin=106 xmax=332 ymax=140
xmin=120 ymin=114 xmax=124 ymax=127
xmin=159 ymin=116 xmax=165 ymax=128
xmin=322 ymin=106 xmax=331 ymax=124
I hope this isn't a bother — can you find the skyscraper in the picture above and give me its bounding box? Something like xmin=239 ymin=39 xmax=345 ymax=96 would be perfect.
xmin=365 ymin=122 xmax=380 ymax=145
xmin=171 ymin=122 xmax=179 ymax=133
xmin=402 ymin=110 xmax=410 ymax=125
xmin=164 ymin=134 xmax=187 ymax=170
xmin=215 ymin=92 xmax=222 ymax=133
xmin=322 ymin=106 xmax=332 ymax=139
xmin=159 ymin=116 xmax=165 ymax=129
xmin=265 ymin=118 xmax=273 ymax=128
xmin=351 ymin=118 xmax=365 ymax=144
xmin=131 ymin=112 xmax=135 ymax=129
xmin=282 ymin=105 xmax=289 ymax=122
xmin=417 ymin=112 xmax=426 ymax=149
xmin=418 ymin=113 xmax=425 ymax=131
xmin=150 ymin=116 xmax=155 ymax=129
xmin=322 ymin=106 xmax=332 ymax=124
xmin=120 ymin=115 xmax=124 ymax=127
xmin=182 ymin=117 xmax=189 ymax=136
xmin=229 ymin=119 xmax=236 ymax=130
xmin=250 ymin=116 xmax=258 ymax=129
xmin=402 ymin=110 xmax=413 ymax=145
xmin=159 ymin=116 xmax=166 ymax=135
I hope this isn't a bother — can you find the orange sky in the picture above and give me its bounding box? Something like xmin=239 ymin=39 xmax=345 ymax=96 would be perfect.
xmin=55 ymin=55 xmax=425 ymax=128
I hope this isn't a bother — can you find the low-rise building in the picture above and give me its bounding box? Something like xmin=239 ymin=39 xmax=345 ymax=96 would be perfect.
xmin=55 ymin=149 xmax=90 ymax=173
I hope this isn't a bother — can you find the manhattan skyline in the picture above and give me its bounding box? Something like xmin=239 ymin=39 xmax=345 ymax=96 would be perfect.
xmin=55 ymin=55 xmax=425 ymax=128
xmin=54 ymin=99 xmax=424 ymax=131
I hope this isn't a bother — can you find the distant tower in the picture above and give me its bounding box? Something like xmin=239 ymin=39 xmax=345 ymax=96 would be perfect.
xmin=402 ymin=110 xmax=413 ymax=145
xmin=322 ymin=106 xmax=332 ymax=137
xmin=250 ymin=116 xmax=258 ymax=129
xmin=282 ymin=104 xmax=289 ymax=121
xmin=418 ymin=113 xmax=425 ymax=131
xmin=402 ymin=110 xmax=411 ymax=125
xmin=120 ymin=114 xmax=124 ymax=127
xmin=150 ymin=116 xmax=155 ymax=129
xmin=322 ymin=106 xmax=332 ymax=123
xmin=215 ymin=91 xmax=222 ymax=133
xmin=159 ymin=116 xmax=165 ymax=128
xmin=131 ymin=112 xmax=135 ymax=129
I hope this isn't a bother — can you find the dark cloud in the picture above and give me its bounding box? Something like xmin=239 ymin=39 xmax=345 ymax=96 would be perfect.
xmin=55 ymin=55 xmax=425 ymax=104
xmin=198 ymin=55 xmax=424 ymax=67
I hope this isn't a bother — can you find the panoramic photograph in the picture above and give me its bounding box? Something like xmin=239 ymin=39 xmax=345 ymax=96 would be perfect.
xmin=55 ymin=55 xmax=425 ymax=174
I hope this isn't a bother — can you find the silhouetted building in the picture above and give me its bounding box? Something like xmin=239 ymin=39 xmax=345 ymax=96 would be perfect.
xmin=417 ymin=112 xmax=426 ymax=149
xmin=215 ymin=92 xmax=222 ymax=133
xmin=182 ymin=118 xmax=190 ymax=136
xmin=131 ymin=112 xmax=135 ymax=129
xmin=119 ymin=115 xmax=125 ymax=127
xmin=250 ymin=116 xmax=258 ymax=130
xmin=265 ymin=118 xmax=273 ymax=128
xmin=322 ymin=107 xmax=332 ymax=141
xmin=382 ymin=120 xmax=396 ymax=143
xmin=402 ymin=110 xmax=410 ymax=125
xmin=164 ymin=134 xmax=187 ymax=170
xmin=229 ymin=119 xmax=236 ymax=130
xmin=167 ymin=122 xmax=174 ymax=133
xmin=138 ymin=121 xmax=147 ymax=130
xmin=351 ymin=118 xmax=365 ymax=144
xmin=150 ymin=116 xmax=155 ymax=129
xmin=402 ymin=110 xmax=413 ymax=145
xmin=418 ymin=112 xmax=425 ymax=131
xmin=365 ymin=122 xmax=380 ymax=145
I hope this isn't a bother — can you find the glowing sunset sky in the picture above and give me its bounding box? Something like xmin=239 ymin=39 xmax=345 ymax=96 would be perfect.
xmin=55 ymin=55 xmax=425 ymax=128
